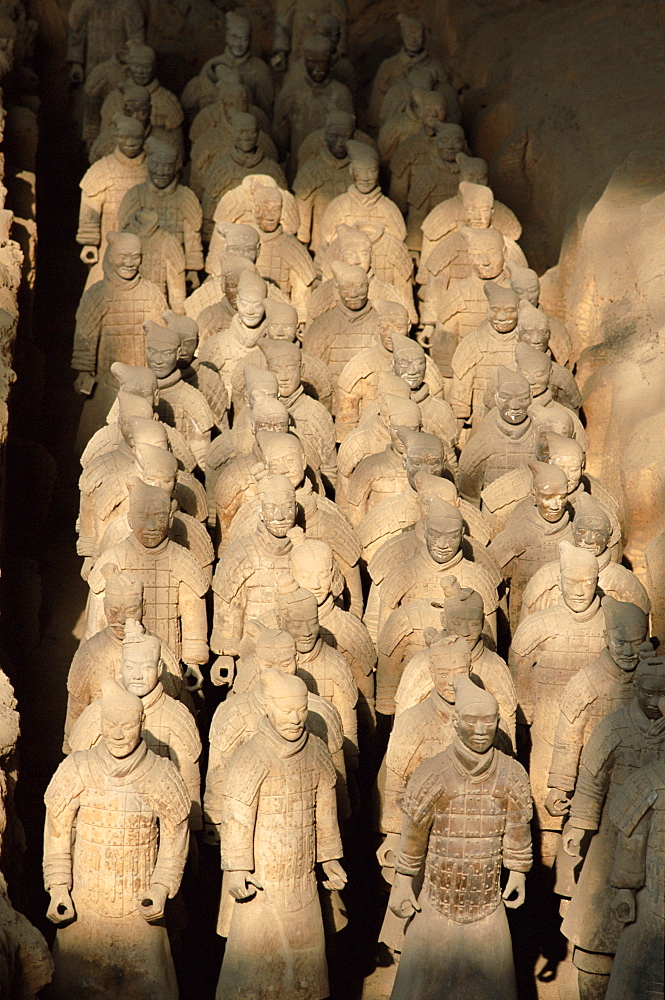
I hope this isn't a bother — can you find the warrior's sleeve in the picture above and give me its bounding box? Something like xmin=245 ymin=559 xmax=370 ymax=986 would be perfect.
xmin=272 ymin=0 xmax=294 ymax=53
xmin=302 ymin=314 xmax=332 ymax=367
xmin=71 ymin=285 xmax=107 ymax=373
xmin=294 ymin=184 xmax=315 ymax=246
xmin=67 ymin=0 xmax=88 ymax=66
xmin=182 ymin=191 xmax=204 ymax=272
xmin=567 ymin=721 xmax=618 ymax=831
xmin=458 ymin=436 xmax=488 ymax=505
xmin=204 ymin=704 xmax=247 ymax=836
xmin=394 ymin=758 xmax=440 ymax=877
xmin=502 ymin=760 xmax=533 ymax=872
xmin=151 ymin=760 xmax=190 ymax=896
xmin=76 ymin=180 xmax=105 ymax=246
xmin=178 ymin=580 xmax=209 ymax=665
xmin=608 ymin=774 xmax=656 ymax=891
xmin=43 ymin=755 xmax=84 ymax=890
xmin=220 ymin=744 xmax=268 ymax=872
xmin=171 ymin=717 xmax=203 ymax=830
xmin=272 ymin=87 xmax=292 ymax=158
xmin=116 ymin=185 xmax=142 ymax=233
xmin=382 ymin=720 xmax=418 ymax=835
xmin=314 ymin=739 xmax=344 ymax=863
xmin=548 ymin=684 xmax=592 ymax=793
xmin=165 ymin=254 xmax=187 ymax=316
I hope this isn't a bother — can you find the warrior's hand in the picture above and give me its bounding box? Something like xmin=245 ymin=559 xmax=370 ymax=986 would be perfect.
xmin=417 ymin=324 xmax=434 ymax=349
xmin=388 ymin=872 xmax=421 ymax=919
xmin=376 ymin=832 xmax=399 ymax=869
xmin=562 ymin=823 xmax=584 ymax=858
xmin=47 ymin=886 xmax=75 ymax=925
xmin=227 ymin=870 xmax=263 ymax=900
xmin=210 ymin=655 xmax=235 ymax=687
xmin=611 ymin=888 xmax=636 ymax=925
xmin=203 ymin=821 xmax=220 ymax=846
xmin=183 ymin=663 xmax=204 ymax=692
xmin=270 ymin=51 xmax=287 ymax=71
xmin=186 ymin=270 xmax=201 ymax=291
xmin=502 ymin=870 xmax=526 ymax=909
xmin=136 ymin=883 xmax=168 ymax=922
xmin=545 ymin=787 xmax=571 ymax=817
xmin=79 ymin=245 xmax=98 ymax=265
xmin=69 ymin=62 xmax=83 ymax=84
xmin=321 ymin=859 xmax=347 ymax=891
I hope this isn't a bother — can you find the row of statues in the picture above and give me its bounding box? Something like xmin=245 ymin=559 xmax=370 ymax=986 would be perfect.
xmin=0 ymin=2 xmax=661 ymax=999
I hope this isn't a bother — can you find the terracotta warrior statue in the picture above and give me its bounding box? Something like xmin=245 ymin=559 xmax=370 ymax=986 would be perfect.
xmin=378 ymin=79 xmax=445 ymax=166
xmin=215 ymin=669 xmax=346 ymax=1000
xmin=117 ymin=136 xmax=203 ymax=285
xmin=86 ymin=480 xmax=209 ymax=687
xmin=489 ymin=460 xmax=574 ymax=631
xmin=98 ymin=44 xmax=183 ymax=153
xmin=317 ymin=218 xmax=414 ymax=311
xmin=368 ymin=13 xmax=452 ymax=129
xmin=450 ymin=282 xmax=521 ymax=431
xmin=344 ymin=427 xmax=445 ymax=528
xmin=223 ymin=455 xmax=365 ymax=619
xmin=88 ymin=83 xmax=153 ymax=165
xmin=251 ymin=183 xmax=317 ymax=325
xmin=72 ymin=231 xmax=167 ymax=444
xmin=293 ymin=109 xmax=355 ymax=252
xmin=336 ymin=389 xmax=421 ymax=505
xmin=335 ymin=302 xmax=443 ymax=440
xmin=44 ymin=678 xmax=189 ymax=1000
xmin=211 ymin=474 xmax=297 ymax=661
xmin=67 ymin=0 xmax=144 ymax=83
xmin=289 ymin=531 xmax=376 ymax=732
xmin=377 ymin=494 xmax=499 ymax=640
xmin=307 ymin=224 xmax=415 ymax=325
xmin=377 ymin=635 xmax=474 ymax=950
xmin=0 ymin=871 xmax=53 ymax=999
xmin=458 ymin=367 xmax=537 ymax=505
xmin=319 ymin=141 xmax=406 ymax=251
xmin=272 ymin=0 xmax=349 ymax=68
xmin=122 ymin=209 xmax=185 ymax=313
xmin=546 ymin=597 xmax=649 ymax=835
xmin=514 ymin=298 xmax=579 ymax=406
xmin=520 ymin=492 xmax=650 ymax=620
xmin=200 ymin=112 xmax=287 ymax=242
xmin=386 ymin=674 xmax=532 ymax=1000
xmin=201 ymin=11 xmax=274 ymax=117
xmin=197 ymin=270 xmax=268 ymax=402
xmin=273 ymin=33 xmax=354 ymax=174
xmin=509 ymin=261 xmax=572 ymax=369
xmin=194 ymin=254 xmax=257 ymax=342
xmin=645 ymin=529 xmax=665 ymax=639
xmin=394 ymin=577 xmax=517 ymax=742
xmin=604 ymin=756 xmax=665 ymax=1000
xmin=303 ymin=260 xmax=378 ymax=384
xmin=420 ymin=225 xmax=511 ymax=379
xmin=510 ymin=541 xmax=606 ymax=854
xmin=261 ymin=300 xmax=334 ymax=412
xmin=206 ymin=177 xmax=300 ymax=273
xmin=168 ymin=310 xmax=229 ymax=430
xmin=512 ymin=340 xmax=585 ymax=443
xmin=68 ymin=618 xmax=201 ymax=829
xmin=419 ymin=179 xmax=523 ymax=273
xmin=284 ymin=11 xmax=357 ymax=94
xmin=63 ymin=569 xmax=185 ymax=750
xmin=206 ymin=631 xmax=348 ymax=854
xmin=560 ymin=650 xmax=665 ymax=1000
xmin=274 ymin=573 xmax=359 ymax=772
xmin=184 ymin=223 xmax=259 ymax=318
xmin=405 ymin=122 xmax=466 ymax=253
xmin=387 ymin=91 xmax=447 ymax=210
xmin=76 ymin=113 xmax=147 ymax=287
xmin=260 ymin=338 xmax=337 ymax=491
xmin=144 ymin=319 xmax=214 ymax=470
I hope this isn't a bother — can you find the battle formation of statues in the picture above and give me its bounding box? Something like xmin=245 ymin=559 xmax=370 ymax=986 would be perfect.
xmin=0 ymin=2 xmax=663 ymax=999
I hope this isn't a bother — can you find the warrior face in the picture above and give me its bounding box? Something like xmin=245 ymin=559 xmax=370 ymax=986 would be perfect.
xmin=394 ymin=351 xmax=426 ymax=390
xmin=400 ymin=18 xmax=424 ymax=55
xmin=305 ymin=53 xmax=330 ymax=84
xmin=550 ymin=453 xmax=583 ymax=493
xmin=266 ymin=691 xmax=308 ymax=741
xmin=454 ymin=705 xmax=498 ymax=754
xmin=468 ymin=242 xmax=504 ymax=281
xmin=489 ymin=301 xmax=519 ymax=335
xmin=338 ymin=273 xmax=369 ymax=312
xmin=130 ymin=494 xmax=171 ymax=548
xmin=351 ymin=161 xmax=379 ymax=195
xmin=109 ymin=241 xmax=142 ymax=281
xmin=102 ymin=704 xmax=142 ymax=758
xmin=259 ymin=494 xmax=297 ymax=537
xmin=178 ymin=333 xmax=198 ymax=365
xmin=121 ymin=643 xmax=160 ymax=697
xmin=496 ymin=383 xmax=530 ymax=425
xmin=560 ymin=570 xmax=597 ymax=614
xmin=339 ymin=243 xmax=371 ymax=273
xmin=146 ymin=341 xmax=179 ymax=380
xmin=533 ymin=483 xmax=567 ymax=523
xmin=254 ymin=196 xmax=282 ymax=234
xmin=606 ymin=628 xmax=646 ymax=673
xmin=148 ymin=150 xmax=177 ymax=189
xmin=464 ymin=198 xmax=492 ymax=229
xmin=325 ymin=121 xmax=353 ymax=159
xmin=236 ymin=288 xmax=265 ymax=329
xmin=290 ymin=549 xmax=334 ymax=604
xmin=226 ymin=21 xmax=250 ymax=58
xmin=445 ymin=609 xmax=484 ymax=647
xmin=104 ymin=590 xmax=144 ymax=641
xmin=124 ymin=95 xmax=151 ymax=129
xmin=572 ymin=519 xmax=610 ymax=557
xmin=128 ymin=51 xmax=155 ymax=87
xmin=269 ymin=357 xmax=301 ymax=398
xmin=234 ymin=120 xmax=258 ymax=154
xmin=116 ymin=124 xmax=145 ymax=159
xmin=281 ymin=605 xmax=319 ymax=653
xmin=425 ymin=524 xmax=462 ymax=564
xmin=635 ymin=671 xmax=665 ymax=721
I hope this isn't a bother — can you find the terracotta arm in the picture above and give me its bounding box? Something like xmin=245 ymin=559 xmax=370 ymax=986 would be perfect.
xmin=547 ymin=710 xmax=587 ymax=796
xmin=178 ymin=581 xmax=209 ymax=665
xmin=315 ymin=767 xmax=344 ymax=864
